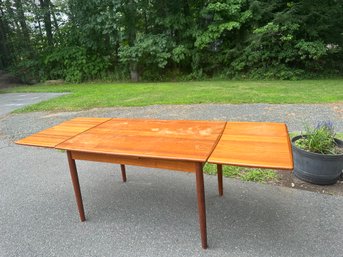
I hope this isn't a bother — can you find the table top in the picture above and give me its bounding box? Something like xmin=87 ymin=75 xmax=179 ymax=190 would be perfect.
xmin=208 ymin=122 xmax=293 ymax=170
xmin=55 ymin=118 xmax=226 ymax=162
xmin=16 ymin=118 xmax=293 ymax=169
xmin=15 ymin=118 xmax=111 ymax=148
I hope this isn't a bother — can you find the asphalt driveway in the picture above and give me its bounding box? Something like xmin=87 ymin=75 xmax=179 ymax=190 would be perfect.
xmin=0 ymin=93 xmax=65 ymax=116
xmin=0 ymin=98 xmax=343 ymax=257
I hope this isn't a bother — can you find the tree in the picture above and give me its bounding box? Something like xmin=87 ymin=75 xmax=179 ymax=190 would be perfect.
xmin=0 ymin=0 xmax=11 ymax=68
xmin=1 ymin=0 xmax=342 ymax=81
xmin=39 ymin=0 xmax=53 ymax=46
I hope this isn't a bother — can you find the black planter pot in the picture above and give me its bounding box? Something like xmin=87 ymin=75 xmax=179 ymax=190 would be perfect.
xmin=291 ymin=136 xmax=343 ymax=185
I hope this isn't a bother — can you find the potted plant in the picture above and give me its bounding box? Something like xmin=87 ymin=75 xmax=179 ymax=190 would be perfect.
xmin=291 ymin=121 xmax=343 ymax=185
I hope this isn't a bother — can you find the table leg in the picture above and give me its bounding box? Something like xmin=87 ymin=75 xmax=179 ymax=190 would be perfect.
xmin=120 ymin=164 xmax=127 ymax=182
xmin=217 ymin=164 xmax=223 ymax=196
xmin=195 ymin=163 xmax=208 ymax=249
xmin=67 ymin=151 xmax=85 ymax=222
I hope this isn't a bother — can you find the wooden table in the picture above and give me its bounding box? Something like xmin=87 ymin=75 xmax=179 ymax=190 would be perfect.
xmin=16 ymin=118 xmax=293 ymax=249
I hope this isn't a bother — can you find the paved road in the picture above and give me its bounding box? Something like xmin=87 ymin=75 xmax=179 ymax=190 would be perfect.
xmin=0 ymin=100 xmax=343 ymax=257
xmin=0 ymin=93 xmax=65 ymax=116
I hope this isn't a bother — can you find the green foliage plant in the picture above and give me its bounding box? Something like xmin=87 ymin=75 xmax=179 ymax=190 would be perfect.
xmin=118 ymin=34 xmax=171 ymax=78
xmin=2 ymin=0 xmax=343 ymax=82
xmin=295 ymin=122 xmax=342 ymax=155
xmin=44 ymin=47 xmax=111 ymax=83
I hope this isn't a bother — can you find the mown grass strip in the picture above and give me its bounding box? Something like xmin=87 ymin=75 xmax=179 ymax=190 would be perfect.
xmin=2 ymin=79 xmax=342 ymax=112
xmin=203 ymin=163 xmax=278 ymax=183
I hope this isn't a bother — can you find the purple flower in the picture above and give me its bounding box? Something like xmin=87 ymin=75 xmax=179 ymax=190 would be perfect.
xmin=315 ymin=121 xmax=335 ymax=134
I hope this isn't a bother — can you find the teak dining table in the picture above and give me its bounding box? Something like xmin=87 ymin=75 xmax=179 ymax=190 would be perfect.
xmin=16 ymin=118 xmax=293 ymax=249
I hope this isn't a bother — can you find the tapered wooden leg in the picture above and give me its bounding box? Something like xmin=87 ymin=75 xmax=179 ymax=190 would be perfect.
xmin=67 ymin=151 xmax=85 ymax=222
xmin=217 ymin=164 xmax=223 ymax=196
xmin=195 ymin=163 xmax=208 ymax=249
xmin=120 ymin=164 xmax=127 ymax=182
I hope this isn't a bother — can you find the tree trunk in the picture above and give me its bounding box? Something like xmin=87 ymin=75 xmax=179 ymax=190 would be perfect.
xmin=28 ymin=0 xmax=44 ymax=44
xmin=50 ymin=2 xmax=59 ymax=32
xmin=0 ymin=0 xmax=11 ymax=67
xmin=0 ymin=21 xmax=10 ymax=68
xmin=126 ymin=0 xmax=139 ymax=81
xmin=39 ymin=0 xmax=53 ymax=46
xmin=14 ymin=0 xmax=30 ymax=44
xmin=130 ymin=63 xmax=139 ymax=82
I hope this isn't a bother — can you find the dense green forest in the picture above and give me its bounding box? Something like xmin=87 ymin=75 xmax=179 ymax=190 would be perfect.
xmin=0 ymin=0 xmax=342 ymax=82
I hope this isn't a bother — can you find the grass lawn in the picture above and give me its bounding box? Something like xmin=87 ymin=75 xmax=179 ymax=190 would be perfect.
xmin=203 ymin=164 xmax=278 ymax=182
xmin=2 ymin=79 xmax=343 ymax=112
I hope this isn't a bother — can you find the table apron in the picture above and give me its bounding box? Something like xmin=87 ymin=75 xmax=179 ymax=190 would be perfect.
xmin=70 ymin=151 xmax=198 ymax=172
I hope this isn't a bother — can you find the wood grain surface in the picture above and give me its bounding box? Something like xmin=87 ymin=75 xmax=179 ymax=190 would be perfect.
xmin=15 ymin=117 xmax=111 ymax=148
xmin=16 ymin=118 xmax=293 ymax=170
xmin=56 ymin=118 xmax=226 ymax=162
xmin=70 ymin=151 xmax=198 ymax=172
xmin=208 ymin=122 xmax=293 ymax=170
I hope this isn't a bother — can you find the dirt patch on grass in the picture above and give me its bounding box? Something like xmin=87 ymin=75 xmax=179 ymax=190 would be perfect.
xmin=329 ymin=103 xmax=343 ymax=119
xmin=272 ymin=171 xmax=343 ymax=196
xmin=0 ymin=70 xmax=24 ymax=89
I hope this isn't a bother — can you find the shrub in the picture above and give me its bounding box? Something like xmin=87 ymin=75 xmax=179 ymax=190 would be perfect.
xmin=44 ymin=47 xmax=111 ymax=83
xmin=295 ymin=121 xmax=342 ymax=154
